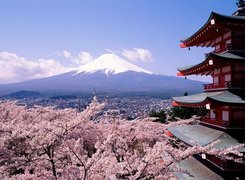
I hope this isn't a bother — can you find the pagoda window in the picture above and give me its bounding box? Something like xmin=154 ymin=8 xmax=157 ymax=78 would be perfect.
xmin=225 ymin=74 xmax=231 ymax=82
xmin=210 ymin=109 xmax=216 ymax=119
xmin=214 ymin=76 xmax=219 ymax=83
xmin=222 ymin=111 xmax=229 ymax=121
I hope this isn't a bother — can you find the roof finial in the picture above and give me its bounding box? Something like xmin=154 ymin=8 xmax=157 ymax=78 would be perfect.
xmin=233 ymin=0 xmax=245 ymax=16
xmin=237 ymin=0 xmax=245 ymax=8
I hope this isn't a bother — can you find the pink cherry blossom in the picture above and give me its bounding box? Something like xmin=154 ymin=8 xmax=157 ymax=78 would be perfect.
xmin=0 ymin=99 xmax=243 ymax=179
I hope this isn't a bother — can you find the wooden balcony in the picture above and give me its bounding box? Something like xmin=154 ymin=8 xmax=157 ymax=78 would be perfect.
xmin=201 ymin=117 xmax=229 ymax=127
xmin=213 ymin=43 xmax=232 ymax=54
xmin=203 ymin=82 xmax=230 ymax=91
xmin=204 ymin=81 xmax=245 ymax=91
xmin=201 ymin=117 xmax=245 ymax=128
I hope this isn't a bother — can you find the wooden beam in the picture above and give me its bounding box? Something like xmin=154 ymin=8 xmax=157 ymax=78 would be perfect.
xmin=207 ymin=40 xmax=214 ymax=47
xmin=180 ymin=43 xmax=187 ymax=48
xmin=200 ymin=71 xmax=209 ymax=76
xmin=203 ymin=41 xmax=211 ymax=47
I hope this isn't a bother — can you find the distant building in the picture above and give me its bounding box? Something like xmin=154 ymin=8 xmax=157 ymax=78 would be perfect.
xmin=170 ymin=1 xmax=245 ymax=179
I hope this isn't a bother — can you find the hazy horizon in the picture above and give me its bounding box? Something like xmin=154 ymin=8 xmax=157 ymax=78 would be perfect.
xmin=0 ymin=1 xmax=236 ymax=84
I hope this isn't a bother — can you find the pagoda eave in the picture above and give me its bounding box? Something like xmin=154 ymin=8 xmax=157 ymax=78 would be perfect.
xmin=172 ymin=91 xmax=245 ymax=107
xmin=181 ymin=12 xmax=245 ymax=48
xmin=177 ymin=51 xmax=245 ymax=76
xmin=167 ymin=124 xmax=245 ymax=152
xmin=177 ymin=59 xmax=217 ymax=77
xmin=172 ymin=100 xmax=208 ymax=108
xmin=181 ymin=27 xmax=228 ymax=48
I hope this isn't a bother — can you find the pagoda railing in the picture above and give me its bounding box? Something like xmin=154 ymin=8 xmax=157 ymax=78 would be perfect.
xmin=204 ymin=81 xmax=245 ymax=91
xmin=202 ymin=117 xmax=245 ymax=127
xmin=203 ymin=81 xmax=230 ymax=90
xmin=213 ymin=43 xmax=233 ymax=54
xmin=201 ymin=117 xmax=226 ymax=127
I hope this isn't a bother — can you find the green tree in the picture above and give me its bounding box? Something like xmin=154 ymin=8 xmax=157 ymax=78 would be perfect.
xmin=169 ymin=92 xmax=208 ymax=120
xmin=149 ymin=109 xmax=167 ymax=123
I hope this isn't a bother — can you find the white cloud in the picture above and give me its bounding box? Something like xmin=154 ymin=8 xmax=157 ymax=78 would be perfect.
xmin=105 ymin=49 xmax=120 ymax=54
xmin=0 ymin=51 xmax=71 ymax=84
xmin=0 ymin=49 xmax=153 ymax=84
xmin=77 ymin=52 xmax=93 ymax=64
xmin=61 ymin=50 xmax=93 ymax=65
xmin=62 ymin=50 xmax=72 ymax=59
xmin=121 ymin=48 xmax=153 ymax=63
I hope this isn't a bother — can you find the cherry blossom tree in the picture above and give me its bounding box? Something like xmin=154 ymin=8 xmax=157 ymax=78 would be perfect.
xmin=0 ymin=98 xmax=244 ymax=179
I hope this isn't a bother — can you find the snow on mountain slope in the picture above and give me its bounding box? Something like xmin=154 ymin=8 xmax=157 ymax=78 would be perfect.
xmin=0 ymin=53 xmax=204 ymax=95
xmin=75 ymin=53 xmax=154 ymax=75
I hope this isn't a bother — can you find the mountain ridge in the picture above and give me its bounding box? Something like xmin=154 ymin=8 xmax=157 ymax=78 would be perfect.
xmin=0 ymin=54 xmax=203 ymax=96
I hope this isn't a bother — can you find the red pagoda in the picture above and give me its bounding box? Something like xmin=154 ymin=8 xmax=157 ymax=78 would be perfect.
xmin=169 ymin=1 xmax=245 ymax=179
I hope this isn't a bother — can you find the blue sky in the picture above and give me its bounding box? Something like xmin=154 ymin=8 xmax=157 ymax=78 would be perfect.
xmin=0 ymin=0 xmax=237 ymax=83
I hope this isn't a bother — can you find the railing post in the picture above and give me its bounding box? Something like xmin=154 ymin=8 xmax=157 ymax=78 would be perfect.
xmin=204 ymin=81 xmax=233 ymax=91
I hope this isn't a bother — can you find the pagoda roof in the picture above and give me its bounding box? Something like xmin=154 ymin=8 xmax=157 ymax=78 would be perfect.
xmin=168 ymin=124 xmax=245 ymax=152
xmin=172 ymin=91 xmax=245 ymax=106
xmin=173 ymin=157 xmax=223 ymax=180
xmin=215 ymin=50 xmax=245 ymax=59
xmin=180 ymin=12 xmax=245 ymax=48
xmin=177 ymin=50 xmax=245 ymax=76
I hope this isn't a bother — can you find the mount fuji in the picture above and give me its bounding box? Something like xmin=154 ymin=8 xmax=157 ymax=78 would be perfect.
xmin=76 ymin=54 xmax=153 ymax=75
xmin=0 ymin=54 xmax=203 ymax=96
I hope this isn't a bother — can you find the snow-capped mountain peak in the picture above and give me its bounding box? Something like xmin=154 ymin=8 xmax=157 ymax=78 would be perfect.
xmin=0 ymin=52 xmax=203 ymax=94
xmin=75 ymin=53 xmax=153 ymax=75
